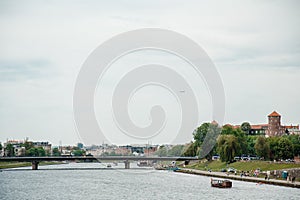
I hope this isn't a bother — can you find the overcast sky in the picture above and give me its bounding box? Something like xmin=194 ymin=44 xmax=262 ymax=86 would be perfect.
xmin=0 ymin=0 xmax=299 ymax=146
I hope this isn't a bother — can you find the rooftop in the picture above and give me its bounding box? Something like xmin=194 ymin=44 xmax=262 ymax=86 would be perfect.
xmin=268 ymin=111 xmax=281 ymax=117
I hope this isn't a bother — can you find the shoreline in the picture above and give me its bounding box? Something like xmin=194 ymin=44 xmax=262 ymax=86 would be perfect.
xmin=0 ymin=161 xmax=66 ymax=169
xmin=176 ymin=168 xmax=300 ymax=189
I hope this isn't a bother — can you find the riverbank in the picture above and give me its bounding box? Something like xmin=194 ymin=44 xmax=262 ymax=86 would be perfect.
xmin=187 ymin=160 xmax=300 ymax=172
xmin=0 ymin=161 xmax=65 ymax=169
xmin=176 ymin=168 xmax=300 ymax=188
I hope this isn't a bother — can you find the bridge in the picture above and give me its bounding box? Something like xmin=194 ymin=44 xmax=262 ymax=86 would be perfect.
xmin=0 ymin=156 xmax=199 ymax=170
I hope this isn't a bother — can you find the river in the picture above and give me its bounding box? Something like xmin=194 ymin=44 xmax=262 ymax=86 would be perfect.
xmin=0 ymin=163 xmax=299 ymax=199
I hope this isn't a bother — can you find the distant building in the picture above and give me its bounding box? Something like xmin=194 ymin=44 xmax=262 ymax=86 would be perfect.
xmin=283 ymin=125 xmax=300 ymax=135
xmin=4 ymin=140 xmax=23 ymax=146
xmin=3 ymin=139 xmax=52 ymax=156
xmin=33 ymin=141 xmax=52 ymax=154
xmin=14 ymin=146 xmax=26 ymax=156
xmin=250 ymin=124 xmax=269 ymax=135
xmin=114 ymin=147 xmax=131 ymax=155
xmin=3 ymin=140 xmax=26 ymax=156
xmin=233 ymin=124 xmax=268 ymax=135
xmin=77 ymin=143 xmax=84 ymax=149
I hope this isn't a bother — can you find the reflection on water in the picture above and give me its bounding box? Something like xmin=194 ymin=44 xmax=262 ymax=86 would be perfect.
xmin=1 ymin=163 xmax=299 ymax=200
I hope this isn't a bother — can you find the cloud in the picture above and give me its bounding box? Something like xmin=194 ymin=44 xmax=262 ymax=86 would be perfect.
xmin=0 ymin=59 xmax=54 ymax=81
xmin=0 ymin=0 xmax=299 ymax=145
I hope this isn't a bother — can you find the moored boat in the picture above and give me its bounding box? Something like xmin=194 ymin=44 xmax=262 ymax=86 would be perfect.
xmin=167 ymin=166 xmax=180 ymax=171
xmin=211 ymin=178 xmax=232 ymax=188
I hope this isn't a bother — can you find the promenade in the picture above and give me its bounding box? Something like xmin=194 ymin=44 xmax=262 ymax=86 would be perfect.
xmin=176 ymin=168 xmax=300 ymax=188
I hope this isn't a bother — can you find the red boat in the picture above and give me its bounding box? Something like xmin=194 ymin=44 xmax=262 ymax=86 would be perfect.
xmin=211 ymin=178 xmax=232 ymax=188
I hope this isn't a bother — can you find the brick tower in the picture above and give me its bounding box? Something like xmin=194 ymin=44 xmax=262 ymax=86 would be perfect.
xmin=266 ymin=111 xmax=284 ymax=137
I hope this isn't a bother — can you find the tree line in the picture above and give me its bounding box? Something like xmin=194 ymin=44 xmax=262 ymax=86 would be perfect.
xmin=0 ymin=141 xmax=85 ymax=157
xmin=183 ymin=122 xmax=300 ymax=163
xmin=0 ymin=141 xmax=47 ymax=157
xmin=154 ymin=122 xmax=300 ymax=163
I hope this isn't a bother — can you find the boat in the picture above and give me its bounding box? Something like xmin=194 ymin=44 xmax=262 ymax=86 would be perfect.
xmin=167 ymin=166 xmax=180 ymax=171
xmin=211 ymin=178 xmax=232 ymax=188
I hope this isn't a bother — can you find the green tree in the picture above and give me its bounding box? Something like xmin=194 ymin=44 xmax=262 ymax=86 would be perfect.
xmin=254 ymin=136 xmax=270 ymax=159
xmin=193 ymin=123 xmax=210 ymax=146
xmin=182 ymin=142 xmax=197 ymax=157
xmin=241 ymin=122 xmax=251 ymax=135
xmin=21 ymin=141 xmax=34 ymax=151
xmin=168 ymin=145 xmax=185 ymax=157
xmin=267 ymin=137 xmax=280 ymax=160
xmin=193 ymin=122 xmax=221 ymax=160
xmin=287 ymin=135 xmax=300 ymax=157
xmin=235 ymin=128 xmax=248 ymax=155
xmin=221 ymin=125 xmax=247 ymax=155
xmin=246 ymin=136 xmax=257 ymax=155
xmin=72 ymin=149 xmax=85 ymax=156
xmin=26 ymin=147 xmax=45 ymax=156
xmin=217 ymin=135 xmax=240 ymax=163
xmin=52 ymin=147 xmax=61 ymax=156
xmin=0 ymin=142 xmax=2 ymax=150
xmin=155 ymin=145 xmax=168 ymax=157
xmin=293 ymin=143 xmax=300 ymax=157
xmin=22 ymin=141 xmax=35 ymax=156
xmin=221 ymin=125 xmax=235 ymax=135
xmin=277 ymin=137 xmax=293 ymax=160
xmin=26 ymin=148 xmax=38 ymax=156
xmin=5 ymin=143 xmax=15 ymax=157
xmin=200 ymin=123 xmax=220 ymax=160
xmin=37 ymin=147 xmax=46 ymax=156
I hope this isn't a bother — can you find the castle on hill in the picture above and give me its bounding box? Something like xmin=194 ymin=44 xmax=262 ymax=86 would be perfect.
xmin=233 ymin=111 xmax=299 ymax=137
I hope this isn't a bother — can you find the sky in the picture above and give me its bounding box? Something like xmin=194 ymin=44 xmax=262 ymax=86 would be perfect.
xmin=0 ymin=0 xmax=299 ymax=146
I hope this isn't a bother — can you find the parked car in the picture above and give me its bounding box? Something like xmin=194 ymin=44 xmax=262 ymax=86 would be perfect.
xmin=227 ymin=168 xmax=236 ymax=173
xmin=220 ymin=168 xmax=226 ymax=172
xmin=212 ymin=155 xmax=220 ymax=160
xmin=285 ymin=159 xmax=295 ymax=163
xmin=234 ymin=156 xmax=241 ymax=160
xmin=249 ymin=155 xmax=260 ymax=160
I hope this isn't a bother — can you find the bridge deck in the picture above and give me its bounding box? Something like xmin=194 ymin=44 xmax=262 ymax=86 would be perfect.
xmin=0 ymin=156 xmax=199 ymax=162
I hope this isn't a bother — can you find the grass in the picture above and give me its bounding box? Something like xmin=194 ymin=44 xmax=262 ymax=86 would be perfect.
xmin=0 ymin=161 xmax=65 ymax=169
xmin=186 ymin=160 xmax=300 ymax=172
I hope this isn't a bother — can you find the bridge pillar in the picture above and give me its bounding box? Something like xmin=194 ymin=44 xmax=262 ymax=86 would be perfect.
xmin=32 ymin=161 xmax=39 ymax=170
xmin=124 ymin=160 xmax=130 ymax=169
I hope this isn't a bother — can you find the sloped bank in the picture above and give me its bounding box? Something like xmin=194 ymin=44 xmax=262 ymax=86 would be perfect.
xmin=175 ymin=168 xmax=300 ymax=188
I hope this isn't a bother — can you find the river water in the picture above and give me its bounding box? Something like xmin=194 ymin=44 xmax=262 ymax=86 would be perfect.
xmin=0 ymin=163 xmax=299 ymax=200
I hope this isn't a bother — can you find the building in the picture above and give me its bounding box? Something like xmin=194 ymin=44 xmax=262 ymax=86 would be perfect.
xmin=33 ymin=141 xmax=52 ymax=154
xmin=3 ymin=139 xmax=52 ymax=156
xmin=233 ymin=111 xmax=299 ymax=137
xmin=265 ymin=111 xmax=285 ymax=137
xmin=14 ymin=146 xmax=26 ymax=156
xmin=249 ymin=124 xmax=269 ymax=135
xmin=3 ymin=140 xmax=26 ymax=156
xmin=233 ymin=124 xmax=268 ymax=135
xmin=283 ymin=125 xmax=300 ymax=135
xmin=77 ymin=143 xmax=84 ymax=149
